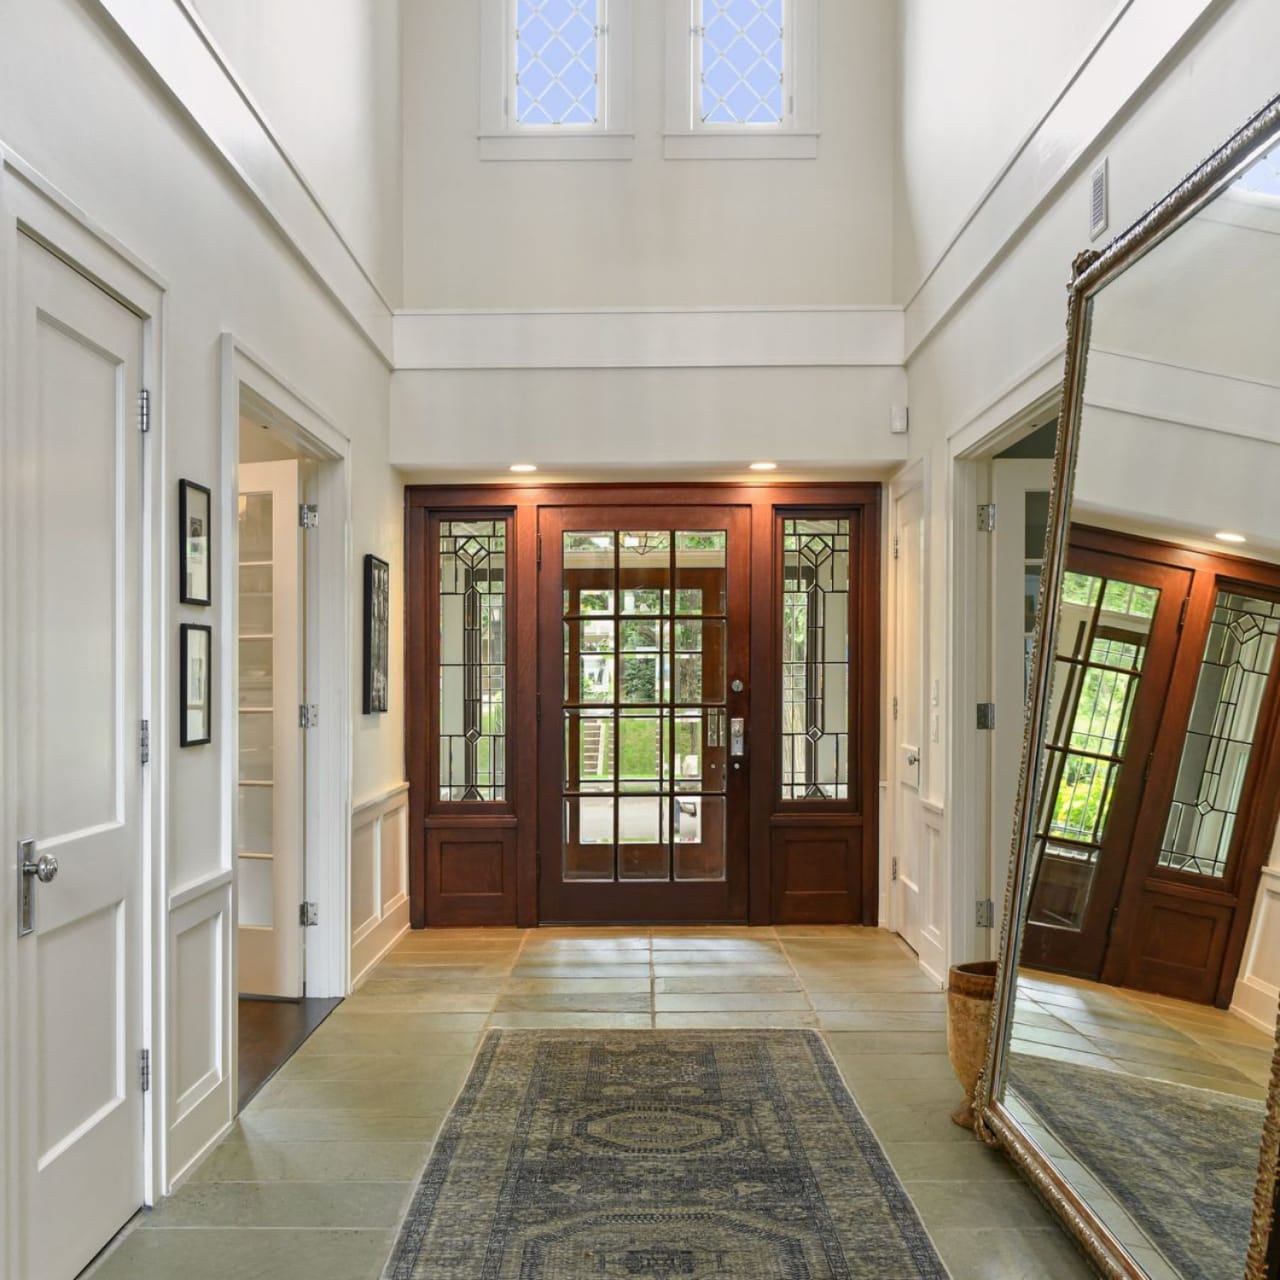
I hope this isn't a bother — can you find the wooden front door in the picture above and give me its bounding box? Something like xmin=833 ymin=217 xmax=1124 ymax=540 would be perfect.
xmin=405 ymin=483 xmax=881 ymax=931
xmin=538 ymin=507 xmax=751 ymax=922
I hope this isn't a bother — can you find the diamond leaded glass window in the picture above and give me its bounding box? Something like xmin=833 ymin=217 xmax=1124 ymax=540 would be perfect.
xmin=515 ymin=0 xmax=602 ymax=126
xmin=439 ymin=520 xmax=507 ymax=802
xmin=781 ymin=518 xmax=850 ymax=801
xmin=698 ymin=0 xmax=785 ymax=125
xmin=1157 ymin=590 xmax=1280 ymax=878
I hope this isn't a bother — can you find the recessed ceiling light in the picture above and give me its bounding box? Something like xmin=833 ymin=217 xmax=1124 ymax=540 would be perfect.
xmin=1215 ymin=531 xmax=1247 ymax=544
xmin=749 ymin=461 xmax=777 ymax=472
xmin=509 ymin=463 xmax=538 ymax=473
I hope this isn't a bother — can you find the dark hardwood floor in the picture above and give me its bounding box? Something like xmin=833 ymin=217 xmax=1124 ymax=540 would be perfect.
xmin=238 ymin=995 xmax=342 ymax=1111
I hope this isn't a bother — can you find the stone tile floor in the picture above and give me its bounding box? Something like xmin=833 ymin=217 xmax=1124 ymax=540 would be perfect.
xmin=86 ymin=927 xmax=1094 ymax=1279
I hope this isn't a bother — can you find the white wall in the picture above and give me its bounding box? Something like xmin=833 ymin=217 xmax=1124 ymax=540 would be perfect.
xmin=191 ymin=0 xmax=404 ymax=306
xmin=894 ymin=0 xmax=1280 ymax=969
xmin=401 ymin=0 xmax=897 ymax=308
xmin=893 ymin=0 xmax=1122 ymax=297
xmin=0 ymin=0 xmax=404 ymax=1214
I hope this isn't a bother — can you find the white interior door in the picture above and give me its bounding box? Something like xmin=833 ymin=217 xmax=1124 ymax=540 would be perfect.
xmin=990 ymin=459 xmax=1054 ymax=925
xmin=11 ymin=234 xmax=145 ymax=1278
xmin=893 ymin=484 xmax=925 ymax=955
xmin=237 ymin=460 xmax=305 ymax=998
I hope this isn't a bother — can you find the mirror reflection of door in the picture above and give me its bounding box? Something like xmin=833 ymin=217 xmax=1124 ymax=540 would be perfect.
xmin=1022 ymin=527 xmax=1280 ymax=1004
xmin=237 ymin=459 xmax=306 ymax=998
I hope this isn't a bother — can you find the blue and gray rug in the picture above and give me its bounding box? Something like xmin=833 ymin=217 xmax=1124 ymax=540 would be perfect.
xmin=384 ymin=1029 xmax=947 ymax=1279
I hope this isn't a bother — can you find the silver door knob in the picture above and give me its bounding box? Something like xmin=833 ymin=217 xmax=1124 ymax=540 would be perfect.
xmin=22 ymin=853 xmax=58 ymax=883
xmin=906 ymin=751 xmax=920 ymax=768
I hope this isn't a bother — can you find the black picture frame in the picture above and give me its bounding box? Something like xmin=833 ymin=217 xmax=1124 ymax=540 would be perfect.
xmin=363 ymin=554 xmax=390 ymax=714
xmin=179 ymin=479 xmax=212 ymax=606
xmin=180 ymin=623 xmax=212 ymax=747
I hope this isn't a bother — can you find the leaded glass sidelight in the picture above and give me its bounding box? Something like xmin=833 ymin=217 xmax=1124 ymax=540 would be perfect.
xmin=781 ymin=518 xmax=850 ymax=801
xmin=515 ymin=0 xmax=601 ymax=126
xmin=439 ymin=520 xmax=507 ymax=802
xmin=1157 ymin=591 xmax=1280 ymax=878
xmin=1027 ymin=572 xmax=1158 ymax=930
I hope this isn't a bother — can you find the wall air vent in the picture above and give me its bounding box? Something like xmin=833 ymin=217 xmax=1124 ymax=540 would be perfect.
xmin=1089 ymin=159 xmax=1109 ymax=240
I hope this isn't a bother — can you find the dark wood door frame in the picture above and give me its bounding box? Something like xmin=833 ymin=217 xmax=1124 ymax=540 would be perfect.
xmin=405 ymin=483 xmax=881 ymax=929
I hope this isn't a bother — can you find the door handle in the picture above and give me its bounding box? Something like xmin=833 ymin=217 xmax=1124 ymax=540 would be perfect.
xmin=729 ymin=717 xmax=746 ymax=758
xmin=906 ymin=750 xmax=920 ymax=768
xmin=17 ymin=838 xmax=56 ymax=938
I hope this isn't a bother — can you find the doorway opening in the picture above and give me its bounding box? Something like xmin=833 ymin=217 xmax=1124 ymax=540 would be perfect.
xmin=234 ymin=393 xmax=339 ymax=1106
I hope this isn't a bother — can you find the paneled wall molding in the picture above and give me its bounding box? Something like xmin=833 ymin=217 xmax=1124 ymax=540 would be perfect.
xmin=93 ymin=0 xmax=394 ymax=365
xmin=903 ymin=0 xmax=1218 ymax=360
xmin=350 ymin=783 xmax=411 ymax=987
xmin=1232 ymin=864 xmax=1280 ymax=1032
xmin=392 ymin=306 xmax=905 ymax=371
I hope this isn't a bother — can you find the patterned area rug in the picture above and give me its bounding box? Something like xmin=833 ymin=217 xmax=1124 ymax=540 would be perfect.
xmin=384 ymin=1030 xmax=947 ymax=1279
xmin=1010 ymin=1052 xmax=1265 ymax=1280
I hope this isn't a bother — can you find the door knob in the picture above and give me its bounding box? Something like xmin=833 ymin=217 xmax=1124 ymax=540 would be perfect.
xmin=906 ymin=751 xmax=920 ymax=768
xmin=22 ymin=852 xmax=58 ymax=883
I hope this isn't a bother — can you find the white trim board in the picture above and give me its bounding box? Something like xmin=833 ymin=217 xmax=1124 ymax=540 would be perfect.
xmin=393 ymin=306 xmax=905 ymax=370
xmin=94 ymin=0 xmax=394 ymax=366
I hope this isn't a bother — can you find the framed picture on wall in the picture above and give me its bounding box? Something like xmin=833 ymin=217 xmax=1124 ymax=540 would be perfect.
xmin=180 ymin=623 xmax=212 ymax=746
xmin=363 ymin=554 xmax=390 ymax=714
xmin=179 ymin=479 xmax=212 ymax=605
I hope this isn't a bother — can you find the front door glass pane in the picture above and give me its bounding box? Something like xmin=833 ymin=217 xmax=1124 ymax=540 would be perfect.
xmin=562 ymin=529 xmax=728 ymax=882
xmin=1027 ymin=572 xmax=1158 ymax=929
xmin=1157 ymin=591 xmax=1280 ymax=878
xmin=780 ymin=518 xmax=851 ymax=800
xmin=439 ymin=520 xmax=507 ymax=801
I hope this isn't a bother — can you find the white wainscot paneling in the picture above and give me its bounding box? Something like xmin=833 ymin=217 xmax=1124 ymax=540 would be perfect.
xmin=919 ymin=799 xmax=947 ymax=987
xmin=1232 ymin=866 xmax=1280 ymax=1033
xmin=350 ymin=783 xmax=410 ymax=987
xmin=167 ymin=883 xmax=232 ymax=1185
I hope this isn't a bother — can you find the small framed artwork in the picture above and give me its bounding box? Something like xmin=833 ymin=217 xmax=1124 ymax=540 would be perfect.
xmin=179 ymin=480 xmax=212 ymax=606
xmin=180 ymin=623 xmax=212 ymax=747
xmin=363 ymin=554 xmax=390 ymax=714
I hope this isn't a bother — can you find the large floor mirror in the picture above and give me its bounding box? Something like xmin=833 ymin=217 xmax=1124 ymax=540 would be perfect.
xmin=977 ymin=93 xmax=1280 ymax=1280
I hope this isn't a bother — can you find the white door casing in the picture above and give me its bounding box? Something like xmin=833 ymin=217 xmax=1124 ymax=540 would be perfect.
xmin=989 ymin=459 xmax=1054 ymax=935
xmin=12 ymin=233 xmax=145 ymax=1280
xmin=237 ymin=460 xmax=305 ymax=999
xmin=893 ymin=483 xmax=926 ymax=957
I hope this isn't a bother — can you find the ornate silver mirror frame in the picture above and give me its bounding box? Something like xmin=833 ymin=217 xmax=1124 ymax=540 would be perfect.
xmin=974 ymin=90 xmax=1280 ymax=1280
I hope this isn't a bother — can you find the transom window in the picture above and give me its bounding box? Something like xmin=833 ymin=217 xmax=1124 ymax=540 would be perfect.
xmin=697 ymin=0 xmax=784 ymax=125
xmin=515 ymin=0 xmax=602 ymax=127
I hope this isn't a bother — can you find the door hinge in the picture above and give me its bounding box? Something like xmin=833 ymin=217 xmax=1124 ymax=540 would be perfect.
xmin=891 ymin=856 xmax=899 ymax=882
xmin=892 ymin=535 xmax=899 ymax=560
xmin=300 ymin=901 xmax=319 ymax=927
xmin=976 ymin=702 xmax=996 ymax=731
xmin=892 ymin=695 xmax=899 ymax=721
xmin=1143 ymin=751 xmax=1155 ymax=784
xmin=536 ymin=692 xmax=542 ymax=723
xmin=139 ymin=719 xmax=150 ymax=766
xmin=138 ymin=388 xmax=151 ymax=434
xmin=139 ymin=1048 xmax=151 ymax=1093
xmin=975 ymin=898 xmax=996 ymax=929
xmin=977 ymin=503 xmax=996 ymax=533
xmin=299 ymin=503 xmax=319 ymax=530
xmin=537 ymin=535 xmax=543 ymax=568
xmin=299 ymin=703 xmax=319 ymax=729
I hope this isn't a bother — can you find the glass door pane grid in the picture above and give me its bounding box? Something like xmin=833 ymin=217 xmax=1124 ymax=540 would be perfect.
xmin=439 ymin=519 xmax=507 ymax=802
xmin=1028 ymin=572 xmax=1157 ymax=931
xmin=562 ymin=529 xmax=728 ymax=883
xmin=1158 ymin=590 xmax=1280 ymax=878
